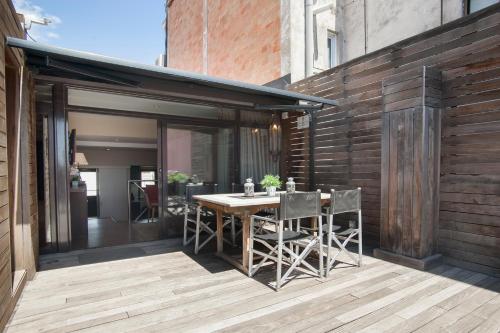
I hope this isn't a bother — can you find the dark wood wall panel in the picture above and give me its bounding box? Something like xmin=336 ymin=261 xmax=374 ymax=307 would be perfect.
xmin=286 ymin=4 xmax=500 ymax=272
xmin=0 ymin=0 xmax=38 ymax=329
xmin=378 ymin=67 xmax=442 ymax=265
xmin=439 ymin=43 xmax=500 ymax=276
xmin=0 ymin=0 xmax=16 ymax=325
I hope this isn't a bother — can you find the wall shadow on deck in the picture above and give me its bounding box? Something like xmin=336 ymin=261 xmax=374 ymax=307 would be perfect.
xmin=38 ymin=239 xmax=183 ymax=271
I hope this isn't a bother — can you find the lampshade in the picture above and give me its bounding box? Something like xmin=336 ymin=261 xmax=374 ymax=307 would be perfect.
xmin=75 ymin=152 xmax=88 ymax=166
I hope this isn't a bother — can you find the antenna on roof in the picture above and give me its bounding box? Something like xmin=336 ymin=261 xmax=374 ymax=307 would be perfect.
xmin=21 ymin=16 xmax=52 ymax=41
xmin=24 ymin=17 xmax=51 ymax=30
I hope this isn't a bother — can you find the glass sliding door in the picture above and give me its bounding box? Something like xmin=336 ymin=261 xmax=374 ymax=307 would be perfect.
xmin=158 ymin=122 xmax=234 ymax=237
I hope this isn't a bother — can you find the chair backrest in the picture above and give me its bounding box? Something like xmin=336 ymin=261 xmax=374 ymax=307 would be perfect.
xmin=279 ymin=190 xmax=322 ymax=220
xmin=330 ymin=188 xmax=361 ymax=214
xmin=185 ymin=183 xmax=218 ymax=203
xmin=144 ymin=185 xmax=158 ymax=207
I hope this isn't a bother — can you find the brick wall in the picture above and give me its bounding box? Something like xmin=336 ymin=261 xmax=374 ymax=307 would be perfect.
xmin=167 ymin=0 xmax=282 ymax=85
xmin=207 ymin=0 xmax=281 ymax=84
xmin=167 ymin=0 xmax=204 ymax=73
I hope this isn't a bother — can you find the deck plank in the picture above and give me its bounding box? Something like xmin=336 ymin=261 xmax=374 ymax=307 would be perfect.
xmin=4 ymin=240 xmax=500 ymax=333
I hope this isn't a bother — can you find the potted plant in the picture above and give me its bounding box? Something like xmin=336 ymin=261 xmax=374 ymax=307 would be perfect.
xmin=167 ymin=171 xmax=189 ymax=184
xmin=167 ymin=171 xmax=189 ymax=195
xmin=71 ymin=175 xmax=80 ymax=188
xmin=260 ymin=174 xmax=282 ymax=196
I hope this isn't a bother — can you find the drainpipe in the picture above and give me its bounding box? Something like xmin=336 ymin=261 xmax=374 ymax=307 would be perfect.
xmin=305 ymin=0 xmax=314 ymax=78
xmin=164 ymin=1 xmax=169 ymax=65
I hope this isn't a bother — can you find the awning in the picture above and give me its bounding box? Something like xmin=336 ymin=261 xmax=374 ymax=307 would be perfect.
xmin=6 ymin=37 xmax=337 ymax=110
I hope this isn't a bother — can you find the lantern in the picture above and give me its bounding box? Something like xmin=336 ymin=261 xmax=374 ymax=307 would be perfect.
xmin=269 ymin=113 xmax=281 ymax=161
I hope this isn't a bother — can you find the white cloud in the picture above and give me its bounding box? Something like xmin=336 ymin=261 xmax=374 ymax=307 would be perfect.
xmin=13 ymin=0 xmax=61 ymax=42
xmin=47 ymin=31 xmax=60 ymax=39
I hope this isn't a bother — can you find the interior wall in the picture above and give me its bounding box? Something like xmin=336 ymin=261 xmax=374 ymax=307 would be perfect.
xmin=166 ymin=129 xmax=191 ymax=174
xmin=79 ymin=147 xmax=157 ymax=168
xmin=97 ymin=167 xmax=130 ymax=222
xmin=78 ymin=147 xmax=157 ymax=223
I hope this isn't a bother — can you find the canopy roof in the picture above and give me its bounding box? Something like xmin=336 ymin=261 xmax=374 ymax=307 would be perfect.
xmin=7 ymin=37 xmax=337 ymax=110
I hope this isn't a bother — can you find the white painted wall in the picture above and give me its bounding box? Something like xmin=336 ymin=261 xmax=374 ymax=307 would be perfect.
xmin=287 ymin=0 xmax=336 ymax=82
xmin=337 ymin=0 xmax=465 ymax=63
xmin=289 ymin=0 xmax=306 ymax=82
xmin=285 ymin=0 xmax=472 ymax=82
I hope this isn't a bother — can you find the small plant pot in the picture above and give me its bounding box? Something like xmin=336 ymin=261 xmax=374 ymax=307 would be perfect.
xmin=71 ymin=180 xmax=79 ymax=188
xmin=266 ymin=186 xmax=276 ymax=197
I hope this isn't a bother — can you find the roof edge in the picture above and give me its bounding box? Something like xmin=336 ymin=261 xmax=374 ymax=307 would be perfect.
xmin=6 ymin=37 xmax=337 ymax=107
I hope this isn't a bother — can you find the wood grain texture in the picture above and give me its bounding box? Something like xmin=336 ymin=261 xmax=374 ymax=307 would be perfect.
xmin=286 ymin=4 xmax=500 ymax=273
xmin=3 ymin=241 xmax=500 ymax=332
xmin=380 ymin=67 xmax=442 ymax=261
xmin=0 ymin=0 xmax=37 ymax=330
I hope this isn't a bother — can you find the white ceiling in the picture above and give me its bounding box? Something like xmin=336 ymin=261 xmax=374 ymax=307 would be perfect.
xmin=68 ymin=112 xmax=157 ymax=148
xmin=68 ymin=112 xmax=157 ymax=139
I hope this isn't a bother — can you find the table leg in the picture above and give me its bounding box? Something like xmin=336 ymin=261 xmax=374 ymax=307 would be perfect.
xmin=216 ymin=209 xmax=223 ymax=253
xmin=241 ymin=211 xmax=250 ymax=272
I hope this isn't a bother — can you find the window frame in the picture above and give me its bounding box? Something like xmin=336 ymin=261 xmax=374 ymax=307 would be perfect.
xmin=466 ymin=0 xmax=499 ymax=14
xmin=79 ymin=168 xmax=98 ymax=197
xmin=140 ymin=170 xmax=156 ymax=188
xmin=327 ymin=30 xmax=338 ymax=69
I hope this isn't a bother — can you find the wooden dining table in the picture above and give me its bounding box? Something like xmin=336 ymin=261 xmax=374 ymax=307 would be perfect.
xmin=193 ymin=192 xmax=331 ymax=273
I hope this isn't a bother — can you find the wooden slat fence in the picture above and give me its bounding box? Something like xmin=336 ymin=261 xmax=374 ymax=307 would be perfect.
xmin=286 ymin=4 xmax=500 ymax=275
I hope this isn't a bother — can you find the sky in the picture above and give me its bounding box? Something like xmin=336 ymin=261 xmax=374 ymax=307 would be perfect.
xmin=13 ymin=0 xmax=165 ymax=65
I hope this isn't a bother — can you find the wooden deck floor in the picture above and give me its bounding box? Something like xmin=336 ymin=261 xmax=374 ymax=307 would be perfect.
xmin=5 ymin=240 xmax=500 ymax=333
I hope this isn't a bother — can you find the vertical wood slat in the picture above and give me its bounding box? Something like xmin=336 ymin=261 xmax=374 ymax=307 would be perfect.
xmin=377 ymin=66 xmax=442 ymax=264
xmin=402 ymin=111 xmax=414 ymax=257
xmin=0 ymin=0 xmax=33 ymax=329
xmin=380 ymin=112 xmax=390 ymax=248
xmin=412 ymin=109 xmax=423 ymax=258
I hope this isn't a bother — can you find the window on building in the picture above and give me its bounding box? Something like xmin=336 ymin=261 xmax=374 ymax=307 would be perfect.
xmin=327 ymin=31 xmax=337 ymax=69
xmin=80 ymin=170 xmax=98 ymax=196
xmin=141 ymin=170 xmax=156 ymax=188
xmin=467 ymin=0 xmax=498 ymax=14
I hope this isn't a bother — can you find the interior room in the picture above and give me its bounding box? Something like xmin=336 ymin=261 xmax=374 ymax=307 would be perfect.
xmin=68 ymin=112 xmax=160 ymax=249
xmin=34 ymin=82 xmax=279 ymax=253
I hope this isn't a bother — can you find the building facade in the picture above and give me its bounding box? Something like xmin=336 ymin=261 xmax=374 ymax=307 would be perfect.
xmin=164 ymin=0 xmax=498 ymax=84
